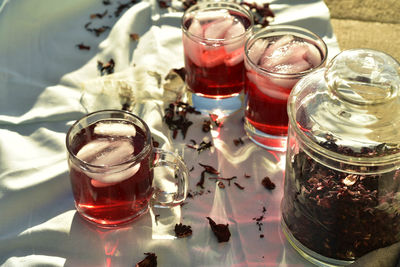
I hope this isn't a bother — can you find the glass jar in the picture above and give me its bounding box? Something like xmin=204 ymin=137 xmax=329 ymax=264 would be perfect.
xmin=281 ymin=49 xmax=400 ymax=266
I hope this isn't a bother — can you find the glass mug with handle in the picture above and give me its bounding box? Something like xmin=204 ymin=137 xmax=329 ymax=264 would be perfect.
xmin=66 ymin=110 xmax=188 ymax=227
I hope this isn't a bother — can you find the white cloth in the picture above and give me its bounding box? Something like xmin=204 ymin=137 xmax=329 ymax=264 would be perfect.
xmin=0 ymin=0 xmax=340 ymax=266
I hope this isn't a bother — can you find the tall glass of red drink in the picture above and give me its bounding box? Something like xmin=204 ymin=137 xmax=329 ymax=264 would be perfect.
xmin=244 ymin=25 xmax=327 ymax=151
xmin=182 ymin=1 xmax=254 ymax=116
xmin=66 ymin=110 xmax=188 ymax=227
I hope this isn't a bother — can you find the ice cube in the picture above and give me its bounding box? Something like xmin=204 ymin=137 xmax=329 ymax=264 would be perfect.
xmin=76 ymin=139 xmax=111 ymax=163
xmin=304 ymin=42 xmax=322 ymax=67
xmin=247 ymin=71 xmax=291 ymax=100
xmin=194 ymin=9 xmax=230 ymax=23
xmin=91 ymin=139 xmax=134 ymax=166
xmin=261 ymin=42 xmax=311 ymax=71
xmin=224 ymin=20 xmax=245 ymax=39
xmin=224 ymin=47 xmax=244 ymax=66
xmin=201 ymin=47 xmax=226 ymax=68
xmin=247 ymin=39 xmax=269 ymax=65
xmin=89 ymin=163 xmax=141 ymax=187
xmin=224 ymin=21 xmax=246 ymax=53
xmin=274 ymin=59 xmax=311 ymax=74
xmin=187 ymin=18 xmax=203 ymax=38
xmin=94 ymin=122 xmax=136 ymax=137
xmin=81 ymin=139 xmax=141 ymax=185
xmin=263 ymin=35 xmax=294 ymax=58
xmin=204 ymin=17 xmax=233 ymax=39
xmin=183 ymin=36 xmax=204 ymax=67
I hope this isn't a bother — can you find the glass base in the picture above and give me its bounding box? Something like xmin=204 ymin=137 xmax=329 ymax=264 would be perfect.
xmin=77 ymin=204 xmax=149 ymax=229
xmin=281 ymin=218 xmax=354 ymax=267
xmin=244 ymin=119 xmax=287 ymax=151
xmin=190 ymin=92 xmax=242 ymax=117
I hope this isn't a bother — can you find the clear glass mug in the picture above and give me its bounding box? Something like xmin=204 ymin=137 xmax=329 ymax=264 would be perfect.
xmin=244 ymin=25 xmax=327 ymax=151
xmin=181 ymin=1 xmax=254 ymax=116
xmin=66 ymin=110 xmax=188 ymax=227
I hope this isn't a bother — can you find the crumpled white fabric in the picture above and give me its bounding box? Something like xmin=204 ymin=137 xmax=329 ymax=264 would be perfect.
xmin=0 ymin=0 xmax=341 ymax=266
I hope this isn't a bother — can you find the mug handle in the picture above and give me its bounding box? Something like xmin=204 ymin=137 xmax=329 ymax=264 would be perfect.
xmin=151 ymin=148 xmax=189 ymax=208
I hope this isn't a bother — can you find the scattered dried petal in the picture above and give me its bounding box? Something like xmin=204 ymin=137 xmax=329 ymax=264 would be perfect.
xmin=130 ymin=33 xmax=140 ymax=41
xmin=136 ymin=253 xmax=157 ymax=267
xmin=174 ymin=223 xmax=193 ymax=238
xmin=97 ymin=58 xmax=115 ymax=75
xmin=76 ymin=43 xmax=91 ymax=50
xmin=199 ymin=163 xmax=219 ymax=175
xmin=90 ymin=10 xmax=108 ymax=19
xmin=206 ymin=217 xmax=231 ymax=243
xmin=234 ymin=182 xmax=245 ymax=190
xmin=262 ymin=176 xmax=276 ymax=190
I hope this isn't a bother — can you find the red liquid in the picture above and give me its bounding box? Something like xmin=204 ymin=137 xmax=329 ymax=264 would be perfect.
xmin=68 ymin=120 xmax=153 ymax=227
xmin=184 ymin=53 xmax=245 ymax=98
xmin=245 ymin=36 xmax=324 ymax=137
xmin=245 ymin=71 xmax=290 ymax=136
xmin=183 ymin=12 xmax=251 ymax=98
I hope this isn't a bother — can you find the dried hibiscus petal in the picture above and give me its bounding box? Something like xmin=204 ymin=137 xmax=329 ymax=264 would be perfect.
xmin=174 ymin=223 xmax=193 ymax=238
xmin=199 ymin=163 xmax=219 ymax=175
xmin=262 ymin=176 xmax=276 ymax=190
xmin=135 ymin=252 xmax=157 ymax=267
xmin=206 ymin=217 xmax=231 ymax=243
xmin=97 ymin=59 xmax=115 ymax=75
xmin=76 ymin=43 xmax=91 ymax=50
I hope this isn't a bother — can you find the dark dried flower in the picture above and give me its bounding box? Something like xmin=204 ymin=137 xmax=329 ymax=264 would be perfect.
xmin=218 ymin=181 xmax=225 ymax=189
xmin=76 ymin=43 xmax=91 ymax=50
xmin=130 ymin=33 xmax=140 ymax=41
xmin=233 ymin=137 xmax=244 ymax=146
xmin=115 ymin=0 xmax=138 ymax=17
xmin=244 ymin=173 xmax=251 ymax=178
xmin=209 ymin=176 xmax=237 ymax=186
xmin=174 ymin=223 xmax=193 ymax=238
xmin=97 ymin=58 xmax=115 ymax=75
xmin=206 ymin=217 xmax=231 ymax=243
xmin=283 ymin=135 xmax=400 ymax=260
xmin=90 ymin=10 xmax=108 ymax=19
xmin=135 ymin=253 xmax=157 ymax=267
xmin=234 ymin=182 xmax=245 ymax=190
xmin=102 ymin=0 xmax=111 ymax=5
xmin=199 ymin=163 xmax=219 ymax=175
xmin=197 ymin=141 xmax=213 ymax=153
xmin=163 ymin=101 xmax=199 ymax=139
xmin=241 ymin=2 xmax=275 ymax=27
xmin=197 ymin=171 xmax=206 ymax=189
xmin=262 ymin=176 xmax=275 ymax=190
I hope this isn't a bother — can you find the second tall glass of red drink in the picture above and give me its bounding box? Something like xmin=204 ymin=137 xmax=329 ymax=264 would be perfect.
xmin=182 ymin=1 xmax=254 ymax=116
xmin=244 ymin=25 xmax=327 ymax=151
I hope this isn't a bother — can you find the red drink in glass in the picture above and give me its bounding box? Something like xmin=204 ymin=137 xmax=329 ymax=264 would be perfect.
xmin=182 ymin=2 xmax=253 ymax=115
xmin=66 ymin=110 xmax=189 ymax=227
xmin=68 ymin=120 xmax=152 ymax=226
xmin=244 ymin=26 xmax=327 ymax=150
xmin=68 ymin=119 xmax=153 ymax=226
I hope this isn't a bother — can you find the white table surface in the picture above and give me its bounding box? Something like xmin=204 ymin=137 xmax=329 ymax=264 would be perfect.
xmin=0 ymin=0 xmax=340 ymax=266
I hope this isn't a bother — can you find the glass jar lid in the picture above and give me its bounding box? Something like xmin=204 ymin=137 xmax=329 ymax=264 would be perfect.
xmin=288 ymin=49 xmax=400 ymax=168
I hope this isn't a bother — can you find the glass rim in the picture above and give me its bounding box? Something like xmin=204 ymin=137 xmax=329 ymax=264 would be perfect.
xmin=244 ymin=25 xmax=328 ymax=78
xmin=66 ymin=109 xmax=152 ymax=170
xmin=181 ymin=1 xmax=254 ymax=43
